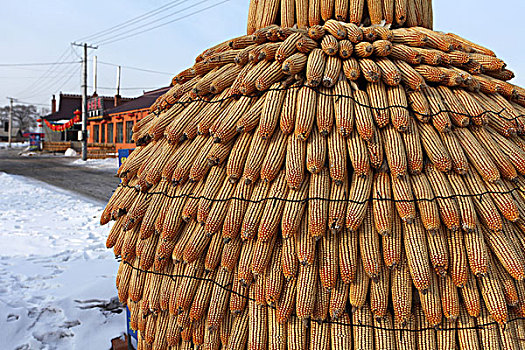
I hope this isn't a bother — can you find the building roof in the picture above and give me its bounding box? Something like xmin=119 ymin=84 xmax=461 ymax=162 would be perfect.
xmin=105 ymin=87 xmax=170 ymax=115
xmin=43 ymin=93 xmax=132 ymax=122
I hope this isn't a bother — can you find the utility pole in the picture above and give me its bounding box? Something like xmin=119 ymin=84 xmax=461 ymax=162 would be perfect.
xmin=71 ymin=42 xmax=97 ymax=161
xmin=6 ymin=97 xmax=15 ymax=148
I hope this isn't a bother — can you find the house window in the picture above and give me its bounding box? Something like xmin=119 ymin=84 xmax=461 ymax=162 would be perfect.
xmin=126 ymin=121 xmax=133 ymax=143
xmin=116 ymin=122 xmax=123 ymax=143
xmin=101 ymin=124 xmax=105 ymax=143
xmin=107 ymin=123 xmax=114 ymax=144
xmin=93 ymin=124 xmax=99 ymax=143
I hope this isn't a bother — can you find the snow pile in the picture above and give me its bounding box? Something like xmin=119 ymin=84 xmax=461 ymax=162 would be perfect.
xmin=0 ymin=172 xmax=125 ymax=349
xmin=70 ymin=157 xmax=119 ymax=171
xmin=64 ymin=148 xmax=78 ymax=157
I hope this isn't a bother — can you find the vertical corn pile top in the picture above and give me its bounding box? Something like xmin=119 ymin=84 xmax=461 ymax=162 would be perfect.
xmin=102 ymin=0 xmax=525 ymax=349
xmin=246 ymin=0 xmax=434 ymax=34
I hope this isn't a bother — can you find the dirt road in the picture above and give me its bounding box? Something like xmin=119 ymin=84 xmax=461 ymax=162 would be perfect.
xmin=0 ymin=149 xmax=119 ymax=203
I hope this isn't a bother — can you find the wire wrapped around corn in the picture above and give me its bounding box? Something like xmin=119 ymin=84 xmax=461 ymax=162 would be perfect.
xmin=107 ymin=2 xmax=525 ymax=349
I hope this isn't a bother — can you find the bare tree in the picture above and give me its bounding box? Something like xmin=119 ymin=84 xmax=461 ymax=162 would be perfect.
xmin=0 ymin=104 xmax=38 ymax=132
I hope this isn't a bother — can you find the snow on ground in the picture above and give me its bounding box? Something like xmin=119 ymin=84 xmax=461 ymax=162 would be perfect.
xmin=0 ymin=172 xmax=125 ymax=350
xmin=0 ymin=142 xmax=29 ymax=150
xmin=70 ymin=158 xmax=119 ymax=171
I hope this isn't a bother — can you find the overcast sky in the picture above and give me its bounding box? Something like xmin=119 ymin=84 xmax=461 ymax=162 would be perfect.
xmin=1 ymin=0 xmax=523 ymax=113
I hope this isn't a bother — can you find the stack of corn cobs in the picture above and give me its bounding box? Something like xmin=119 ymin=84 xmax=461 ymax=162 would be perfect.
xmin=102 ymin=0 xmax=525 ymax=349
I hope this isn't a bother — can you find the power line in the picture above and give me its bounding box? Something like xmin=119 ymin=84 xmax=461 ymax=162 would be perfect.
xmin=96 ymin=60 xmax=175 ymax=75
xmin=96 ymin=0 xmax=229 ymax=46
xmin=76 ymin=0 xmax=189 ymax=42
xmin=0 ymin=61 xmax=80 ymax=67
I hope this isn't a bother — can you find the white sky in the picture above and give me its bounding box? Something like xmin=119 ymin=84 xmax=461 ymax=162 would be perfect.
xmin=0 ymin=0 xmax=523 ymax=111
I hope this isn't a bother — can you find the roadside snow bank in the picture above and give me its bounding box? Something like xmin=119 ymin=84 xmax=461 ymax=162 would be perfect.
xmin=70 ymin=157 xmax=119 ymax=171
xmin=0 ymin=172 xmax=124 ymax=350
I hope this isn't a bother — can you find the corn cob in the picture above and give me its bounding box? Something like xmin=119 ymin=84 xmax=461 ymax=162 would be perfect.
xmin=479 ymin=257 xmax=509 ymax=325
xmin=401 ymin=117 xmax=424 ymax=175
xmin=296 ymin=218 xmax=316 ymax=266
xmin=206 ymin=268 xmax=233 ymax=331
xmin=358 ymin=58 xmax=381 ymax=83
xmin=440 ymin=274 xmax=461 ymax=321
xmin=372 ymin=171 xmax=393 ymax=236
xmin=294 ymin=86 xmax=318 ymax=140
xmin=326 ymin=176 xmax=346 ymax=232
xmin=296 ymin=256 xmax=319 ymax=320
xmin=281 ymin=176 xmax=309 ymax=238
xmin=196 ymin=165 xmax=227 ymax=224
xmin=393 ymin=59 xmax=427 ymax=91
xmin=383 ymin=125 xmax=409 ymax=178
xmin=370 ymin=266 xmax=390 ymax=320
xmin=204 ymin=231 xmax=224 ymax=271
xmin=317 ymin=86 xmax=335 ymax=136
xmin=330 ymin=277 xmax=350 ymax=319
xmin=373 ymin=40 xmax=394 ymax=57
xmin=483 ymin=226 xmax=525 ymax=281
xmin=359 ymin=207 xmax=382 ymax=282
xmin=342 ymin=57 xmax=361 ymax=81
xmin=320 ymin=0 xmax=334 ymax=20
xmin=383 ymin=211 xmax=403 ymax=269
xmin=338 ymin=223 xmax=358 ymax=282
xmin=276 ymin=275 xmax=296 ymax=323
xmin=421 ymin=86 xmax=452 ymax=132
xmin=367 ymin=80 xmax=391 ymax=129
xmin=276 ymin=33 xmax=303 ymax=63
xmin=333 ymin=77 xmax=355 ymax=136
xmin=281 ymin=53 xmax=307 ymax=76
xmin=419 ymin=270 xmax=443 ymax=327
xmin=279 ymin=83 xmax=300 ymax=135
xmin=493 ymin=261 xmax=519 ymax=307
xmin=258 ymin=172 xmax=288 ymax=239
xmin=404 ymin=217 xmax=431 ymax=292
xmin=286 ymin=135 xmax=307 ymax=189
xmin=323 ymin=56 xmax=342 ymax=88
xmin=268 ymin=308 xmax=287 ymax=349
xmin=308 ymin=25 xmax=326 ymax=40
xmin=315 ymin=235 xmax=337 ymax=291
xmin=240 ymin=180 xmax=269 ymax=241
xmin=264 ymin=241 xmax=285 ymax=306
xmin=353 ymin=305 xmax=375 ymax=348
xmin=338 ymin=40 xmax=354 ymax=59
xmin=229 ymin=269 xmax=248 ymax=314
xmin=306 ymin=49 xmax=326 ymax=88
xmin=424 ymin=163 xmax=461 ymax=231
xmin=222 ymin=181 xmax=252 ymax=241
xmin=485 ymin=126 xmax=525 ymax=176
xmin=417 ymin=121 xmax=452 ymax=173
xmin=189 ymin=269 xmax=216 ymax=321
xmin=354 ymin=41 xmax=374 ymax=57
xmin=391 ymin=254 xmax=413 ymax=326
xmin=296 ymin=36 xmax=319 ymax=53
xmin=259 ymin=83 xmax=287 ymax=140
xmin=392 ymin=174 xmax=416 ymax=223
xmin=175 ymin=258 xmax=205 ymax=312
xmin=348 ymin=258 xmax=370 ymax=309
xmin=237 ymin=239 xmax=255 ymax=286
xmin=321 ymin=34 xmax=339 ymax=56
xmin=406 ymin=90 xmax=430 ymax=123
xmin=458 ymin=274 xmax=481 ymax=322
xmin=484 ymin=179 xmax=520 ymax=223
xmin=424 ymin=223 xmax=449 ymax=277
xmin=346 ymin=169 xmax=373 ymax=231
xmin=498 ymin=314 xmax=521 ymax=350
xmin=221 ymin=235 xmax=242 ymax=272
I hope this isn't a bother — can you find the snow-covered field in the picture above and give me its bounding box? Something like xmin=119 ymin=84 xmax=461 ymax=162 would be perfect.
xmin=0 ymin=172 xmax=125 ymax=349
